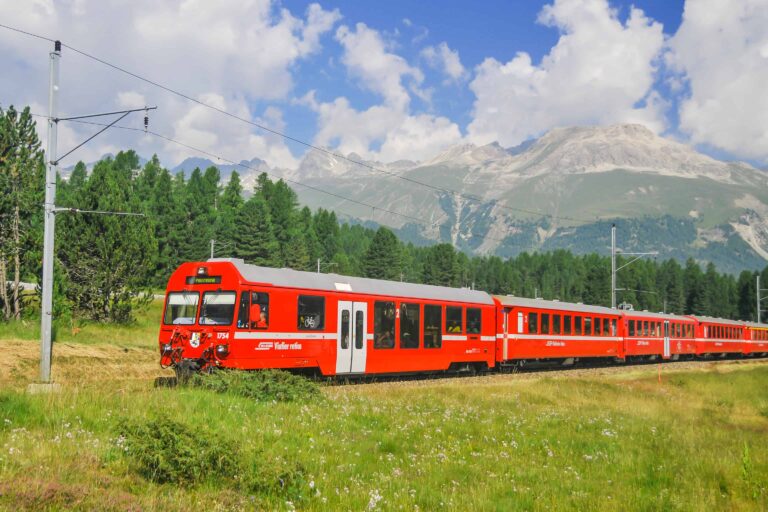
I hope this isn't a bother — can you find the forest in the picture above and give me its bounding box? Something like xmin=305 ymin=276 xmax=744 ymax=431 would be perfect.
xmin=2 ymin=105 xmax=768 ymax=325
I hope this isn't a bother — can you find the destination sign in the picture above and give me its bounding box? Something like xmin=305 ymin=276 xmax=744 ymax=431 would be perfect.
xmin=185 ymin=276 xmax=222 ymax=285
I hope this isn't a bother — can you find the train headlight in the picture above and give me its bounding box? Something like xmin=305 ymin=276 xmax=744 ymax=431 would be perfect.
xmin=161 ymin=343 xmax=172 ymax=355
xmin=215 ymin=344 xmax=230 ymax=357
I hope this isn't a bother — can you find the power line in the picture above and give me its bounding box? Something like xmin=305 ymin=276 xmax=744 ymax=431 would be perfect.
xmin=0 ymin=22 xmax=594 ymax=226
xmin=0 ymin=22 xmax=55 ymax=43
xmin=31 ymin=112 xmax=518 ymax=245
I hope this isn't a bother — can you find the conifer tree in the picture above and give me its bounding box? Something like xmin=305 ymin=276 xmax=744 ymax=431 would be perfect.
xmin=362 ymin=227 xmax=402 ymax=280
xmin=232 ymin=195 xmax=279 ymax=266
xmin=57 ymin=152 xmax=156 ymax=322
xmin=0 ymin=106 xmax=44 ymax=320
xmin=422 ymin=243 xmax=457 ymax=286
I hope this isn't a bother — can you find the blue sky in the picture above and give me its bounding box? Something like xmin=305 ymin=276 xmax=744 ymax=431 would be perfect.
xmin=0 ymin=0 xmax=765 ymax=169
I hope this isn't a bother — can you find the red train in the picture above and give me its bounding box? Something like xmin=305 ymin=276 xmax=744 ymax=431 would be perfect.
xmin=159 ymin=259 xmax=768 ymax=376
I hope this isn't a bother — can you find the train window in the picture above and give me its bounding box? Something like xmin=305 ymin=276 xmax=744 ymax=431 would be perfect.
xmin=400 ymin=303 xmax=420 ymax=349
xmin=628 ymin=320 xmax=635 ymax=336
xmin=553 ymin=315 xmax=561 ymax=335
xmin=603 ymin=318 xmax=610 ymax=337
xmin=611 ymin=319 xmax=617 ymax=336
xmin=574 ymin=316 xmax=582 ymax=335
xmin=199 ymin=292 xmax=237 ymax=326
xmin=528 ymin=312 xmax=538 ymax=334
xmin=297 ymin=295 xmax=325 ymax=330
xmin=446 ymin=307 xmax=463 ymax=333
xmin=424 ymin=305 xmax=442 ymax=348
xmin=374 ymin=302 xmax=396 ymax=349
xmin=541 ymin=314 xmax=550 ymax=334
xmin=584 ymin=317 xmax=592 ymax=336
xmin=163 ymin=292 xmax=199 ymax=325
xmin=563 ymin=315 xmax=572 ymax=335
xmin=341 ymin=310 xmax=350 ymax=349
xmin=641 ymin=321 xmax=647 ymax=336
xmin=467 ymin=308 xmax=482 ymax=334
xmin=594 ymin=318 xmax=601 ymax=336
xmin=236 ymin=291 xmax=270 ymax=329
xmin=355 ymin=310 xmax=364 ymax=349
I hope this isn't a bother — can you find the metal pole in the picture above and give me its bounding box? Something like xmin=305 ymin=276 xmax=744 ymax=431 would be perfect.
xmin=210 ymin=239 xmax=214 ymax=259
xmin=758 ymin=275 xmax=761 ymax=324
xmin=40 ymin=40 xmax=61 ymax=383
xmin=611 ymin=224 xmax=616 ymax=309
xmin=317 ymin=258 xmax=320 ymax=274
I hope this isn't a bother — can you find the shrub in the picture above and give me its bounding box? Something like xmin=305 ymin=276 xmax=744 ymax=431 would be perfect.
xmin=117 ymin=415 xmax=239 ymax=485
xmin=242 ymin=456 xmax=308 ymax=501
xmin=188 ymin=369 xmax=322 ymax=402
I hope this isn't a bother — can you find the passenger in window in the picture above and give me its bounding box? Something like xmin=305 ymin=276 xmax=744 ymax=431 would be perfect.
xmin=257 ymin=308 xmax=268 ymax=329
xmin=447 ymin=321 xmax=461 ymax=333
xmin=376 ymin=329 xmax=394 ymax=349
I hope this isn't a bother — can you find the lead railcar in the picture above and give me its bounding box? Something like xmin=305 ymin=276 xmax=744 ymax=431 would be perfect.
xmin=159 ymin=259 xmax=497 ymax=376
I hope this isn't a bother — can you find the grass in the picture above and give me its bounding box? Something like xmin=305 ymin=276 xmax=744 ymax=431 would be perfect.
xmin=0 ymin=306 xmax=767 ymax=510
xmin=0 ymin=299 xmax=163 ymax=349
xmin=0 ymin=360 xmax=766 ymax=510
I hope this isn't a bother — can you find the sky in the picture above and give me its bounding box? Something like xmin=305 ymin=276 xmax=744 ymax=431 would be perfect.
xmin=0 ymin=0 xmax=766 ymax=171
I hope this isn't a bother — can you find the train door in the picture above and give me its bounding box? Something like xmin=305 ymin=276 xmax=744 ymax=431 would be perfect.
xmin=663 ymin=320 xmax=671 ymax=359
xmin=336 ymin=301 xmax=368 ymax=374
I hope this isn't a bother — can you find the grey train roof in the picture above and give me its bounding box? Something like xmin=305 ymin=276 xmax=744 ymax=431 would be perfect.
xmin=621 ymin=310 xmax=693 ymax=322
xmin=210 ymin=258 xmax=495 ymax=305
xmin=494 ymin=296 xmax=619 ymax=316
xmin=691 ymin=315 xmax=745 ymax=326
xmin=744 ymin=322 xmax=768 ymax=328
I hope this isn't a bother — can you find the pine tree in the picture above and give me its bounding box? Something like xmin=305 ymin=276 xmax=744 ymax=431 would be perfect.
xmin=422 ymin=243 xmax=458 ymax=286
xmin=232 ymin=195 xmax=279 ymax=266
xmin=0 ymin=106 xmax=45 ymax=320
xmin=57 ymin=152 xmax=156 ymax=322
xmin=362 ymin=227 xmax=402 ymax=280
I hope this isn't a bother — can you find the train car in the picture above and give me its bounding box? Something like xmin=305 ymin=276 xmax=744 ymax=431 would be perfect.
xmin=744 ymin=322 xmax=768 ymax=357
xmin=621 ymin=310 xmax=696 ymax=360
xmin=159 ymin=259 xmax=497 ymax=376
xmin=691 ymin=316 xmax=746 ymax=357
xmin=493 ymin=296 xmax=622 ymax=366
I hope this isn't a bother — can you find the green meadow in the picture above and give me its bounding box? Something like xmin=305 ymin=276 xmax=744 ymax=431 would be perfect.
xmin=0 ymin=302 xmax=766 ymax=511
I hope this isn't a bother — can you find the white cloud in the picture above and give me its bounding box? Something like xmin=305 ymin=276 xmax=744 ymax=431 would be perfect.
xmin=169 ymin=94 xmax=299 ymax=169
xmin=421 ymin=42 xmax=466 ymax=83
xmin=0 ymin=0 xmax=340 ymax=167
xmin=467 ymin=0 xmax=666 ymax=147
xmin=305 ymin=24 xmax=462 ymax=162
xmin=335 ymin=22 xmax=424 ymax=110
xmin=668 ymin=0 xmax=768 ymax=163
xmin=303 ymin=93 xmax=461 ymax=162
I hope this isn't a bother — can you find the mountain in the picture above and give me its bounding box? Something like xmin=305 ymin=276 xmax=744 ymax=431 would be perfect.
xmin=284 ymin=124 xmax=768 ymax=274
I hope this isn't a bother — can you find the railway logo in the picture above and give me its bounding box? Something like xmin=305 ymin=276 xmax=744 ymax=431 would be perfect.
xmin=255 ymin=341 xmax=303 ymax=351
xmin=545 ymin=340 xmax=565 ymax=347
xmin=189 ymin=332 xmax=201 ymax=348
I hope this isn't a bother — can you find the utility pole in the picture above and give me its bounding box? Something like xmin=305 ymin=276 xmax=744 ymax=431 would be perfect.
xmin=611 ymin=224 xmax=616 ymax=309
xmin=210 ymin=239 xmax=215 ymax=259
xmin=35 ymin=41 xmax=155 ymax=386
xmin=39 ymin=40 xmax=61 ymax=384
xmin=757 ymin=275 xmax=768 ymax=324
xmin=611 ymin=224 xmax=658 ymax=309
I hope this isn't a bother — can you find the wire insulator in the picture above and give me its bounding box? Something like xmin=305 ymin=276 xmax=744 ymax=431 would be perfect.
xmin=144 ymin=112 xmax=149 ymax=133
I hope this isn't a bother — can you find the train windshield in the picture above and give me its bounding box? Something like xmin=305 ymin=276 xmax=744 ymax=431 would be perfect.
xmin=164 ymin=292 xmax=199 ymax=325
xmin=199 ymin=292 xmax=237 ymax=326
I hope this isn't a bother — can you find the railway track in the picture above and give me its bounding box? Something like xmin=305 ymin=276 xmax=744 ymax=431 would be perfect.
xmin=323 ymin=356 xmax=768 ymax=390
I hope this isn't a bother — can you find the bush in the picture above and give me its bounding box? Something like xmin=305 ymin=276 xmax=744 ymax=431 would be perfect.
xmin=242 ymin=456 xmax=308 ymax=501
xmin=188 ymin=369 xmax=322 ymax=402
xmin=117 ymin=415 xmax=239 ymax=485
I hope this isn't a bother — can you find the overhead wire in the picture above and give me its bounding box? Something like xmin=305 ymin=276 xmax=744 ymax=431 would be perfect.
xmin=4 ymin=21 xmax=598 ymax=246
xmin=0 ymin=22 xmax=593 ymax=225
xmin=32 ymin=113 xmax=490 ymax=240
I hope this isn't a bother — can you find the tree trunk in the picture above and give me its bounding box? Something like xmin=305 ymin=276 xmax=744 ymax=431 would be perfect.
xmin=0 ymin=253 xmax=9 ymax=321
xmin=12 ymin=202 xmax=20 ymax=320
